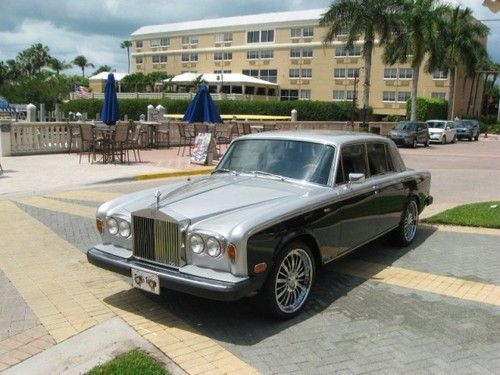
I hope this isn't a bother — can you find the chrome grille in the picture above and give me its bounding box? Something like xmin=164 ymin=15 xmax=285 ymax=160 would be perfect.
xmin=132 ymin=215 xmax=181 ymax=267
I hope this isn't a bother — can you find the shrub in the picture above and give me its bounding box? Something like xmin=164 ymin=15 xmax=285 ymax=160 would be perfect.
xmin=60 ymin=99 xmax=365 ymax=121
xmin=406 ymin=97 xmax=448 ymax=121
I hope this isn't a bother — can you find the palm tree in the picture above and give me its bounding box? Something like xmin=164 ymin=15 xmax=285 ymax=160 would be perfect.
xmin=17 ymin=43 xmax=51 ymax=76
xmin=48 ymin=57 xmax=72 ymax=76
xmin=92 ymin=65 xmax=114 ymax=76
xmin=320 ymin=0 xmax=405 ymax=122
xmin=383 ymin=0 xmax=445 ymax=121
xmin=72 ymin=55 xmax=95 ymax=77
xmin=436 ymin=6 xmax=489 ymax=119
xmin=121 ymin=40 xmax=132 ymax=74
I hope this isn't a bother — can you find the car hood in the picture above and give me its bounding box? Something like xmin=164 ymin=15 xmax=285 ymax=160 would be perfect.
xmin=104 ymin=174 xmax=322 ymax=223
xmin=389 ymin=129 xmax=414 ymax=136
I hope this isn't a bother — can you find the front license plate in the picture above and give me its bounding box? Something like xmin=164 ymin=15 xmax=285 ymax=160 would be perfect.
xmin=131 ymin=268 xmax=160 ymax=295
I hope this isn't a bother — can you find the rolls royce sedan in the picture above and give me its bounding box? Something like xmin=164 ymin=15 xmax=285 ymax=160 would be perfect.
xmin=87 ymin=131 xmax=433 ymax=319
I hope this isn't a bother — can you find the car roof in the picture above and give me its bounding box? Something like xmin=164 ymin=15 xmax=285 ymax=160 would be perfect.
xmin=237 ymin=130 xmax=390 ymax=147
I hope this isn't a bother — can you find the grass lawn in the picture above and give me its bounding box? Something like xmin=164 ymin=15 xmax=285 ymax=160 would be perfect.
xmin=424 ymin=201 xmax=500 ymax=229
xmin=87 ymin=349 xmax=170 ymax=375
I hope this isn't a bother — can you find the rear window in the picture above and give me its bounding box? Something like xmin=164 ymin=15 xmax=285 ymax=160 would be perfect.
xmin=367 ymin=143 xmax=393 ymax=176
xmin=336 ymin=144 xmax=367 ymax=184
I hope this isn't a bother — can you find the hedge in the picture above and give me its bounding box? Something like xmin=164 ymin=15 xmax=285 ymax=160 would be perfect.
xmin=406 ymin=97 xmax=448 ymax=121
xmin=60 ymin=99 xmax=363 ymax=122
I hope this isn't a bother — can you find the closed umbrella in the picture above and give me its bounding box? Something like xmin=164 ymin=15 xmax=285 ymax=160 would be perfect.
xmin=100 ymin=73 xmax=119 ymax=125
xmin=183 ymin=83 xmax=222 ymax=123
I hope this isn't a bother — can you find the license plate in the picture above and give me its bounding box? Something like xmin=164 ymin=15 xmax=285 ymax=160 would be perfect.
xmin=131 ymin=268 xmax=160 ymax=295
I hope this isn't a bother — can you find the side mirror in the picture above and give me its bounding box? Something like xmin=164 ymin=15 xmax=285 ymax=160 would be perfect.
xmin=348 ymin=173 xmax=365 ymax=184
xmin=446 ymin=126 xmax=450 ymax=130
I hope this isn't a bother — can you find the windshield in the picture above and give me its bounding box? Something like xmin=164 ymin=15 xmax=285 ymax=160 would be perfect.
xmin=455 ymin=121 xmax=471 ymax=128
xmin=427 ymin=122 xmax=445 ymax=129
xmin=216 ymin=139 xmax=336 ymax=185
xmin=394 ymin=122 xmax=417 ymax=131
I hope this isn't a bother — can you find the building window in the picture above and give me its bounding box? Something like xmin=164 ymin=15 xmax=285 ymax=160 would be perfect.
xmin=384 ymin=68 xmax=397 ymax=79
xmin=242 ymin=69 xmax=258 ymax=77
xmin=334 ymin=68 xmax=346 ymax=78
xmin=397 ymin=91 xmax=411 ymax=102
xmin=214 ymin=32 xmax=233 ymax=43
xmin=432 ymin=92 xmax=446 ymax=100
xmin=150 ymin=38 xmax=169 ymax=47
xmin=383 ymin=91 xmax=396 ymax=102
xmin=350 ymin=46 xmax=361 ymax=57
xmin=433 ymin=69 xmax=448 ymax=79
xmin=300 ymin=90 xmax=311 ymax=100
xmin=291 ymin=28 xmax=301 ymax=38
xmin=247 ymin=30 xmax=274 ymax=44
xmin=259 ymin=69 xmax=277 ymax=83
xmin=135 ymin=40 xmax=143 ymax=48
xmin=290 ymin=48 xmax=313 ymax=59
xmin=160 ymin=38 xmax=169 ymax=46
xmin=303 ymin=27 xmax=314 ymax=37
xmin=152 ymin=55 xmax=167 ymax=63
xmin=301 ymin=69 xmax=312 ymax=78
xmin=214 ymin=70 xmax=232 ymax=74
xmin=182 ymin=35 xmax=198 ymax=45
xmin=337 ymin=25 xmax=348 ymax=36
xmin=246 ymin=50 xmax=259 ymax=60
xmin=333 ymin=90 xmax=345 ymax=100
xmin=347 ymin=68 xmax=359 ymax=78
xmin=280 ymin=89 xmax=299 ymax=101
xmin=335 ymin=46 xmax=347 ymax=57
xmin=346 ymin=91 xmax=355 ymax=100
xmin=181 ymin=53 xmax=198 ymax=62
xmin=135 ymin=56 xmax=143 ymax=64
xmin=399 ymin=68 xmax=413 ymax=79
xmin=214 ymin=52 xmax=232 ymax=61
xmin=335 ymin=45 xmax=361 ymax=57
xmin=260 ymin=50 xmax=274 ymax=59
xmin=289 ymin=69 xmax=300 ymax=78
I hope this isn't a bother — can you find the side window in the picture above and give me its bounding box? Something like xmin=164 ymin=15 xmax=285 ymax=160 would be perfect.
xmin=336 ymin=144 xmax=367 ymax=184
xmin=367 ymin=143 xmax=390 ymax=176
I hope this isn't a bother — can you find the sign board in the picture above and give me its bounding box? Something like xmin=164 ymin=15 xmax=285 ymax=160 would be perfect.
xmin=191 ymin=132 xmax=212 ymax=165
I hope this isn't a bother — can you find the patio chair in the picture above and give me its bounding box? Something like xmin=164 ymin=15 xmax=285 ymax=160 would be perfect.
xmin=67 ymin=123 xmax=80 ymax=153
xmin=177 ymin=123 xmax=195 ymax=156
xmin=111 ymin=123 xmax=130 ymax=163
xmin=215 ymin=123 xmax=237 ymax=157
xmin=156 ymin=122 xmax=170 ymax=148
xmin=126 ymin=123 xmax=142 ymax=162
xmin=79 ymin=123 xmax=103 ymax=164
xmin=263 ymin=122 xmax=277 ymax=132
xmin=241 ymin=122 xmax=252 ymax=135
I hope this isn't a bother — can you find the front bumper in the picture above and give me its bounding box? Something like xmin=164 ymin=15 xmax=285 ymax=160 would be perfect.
xmin=87 ymin=247 xmax=261 ymax=301
xmin=456 ymin=131 xmax=472 ymax=139
xmin=388 ymin=136 xmax=413 ymax=146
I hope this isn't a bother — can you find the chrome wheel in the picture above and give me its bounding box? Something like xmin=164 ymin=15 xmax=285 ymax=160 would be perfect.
xmin=275 ymin=248 xmax=313 ymax=314
xmin=403 ymin=200 xmax=418 ymax=242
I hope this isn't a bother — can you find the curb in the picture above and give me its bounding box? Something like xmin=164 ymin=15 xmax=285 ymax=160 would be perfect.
xmin=133 ymin=168 xmax=214 ymax=181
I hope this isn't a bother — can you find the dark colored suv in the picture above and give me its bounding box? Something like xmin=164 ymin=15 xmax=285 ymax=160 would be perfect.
xmin=454 ymin=120 xmax=480 ymax=141
xmin=387 ymin=121 xmax=430 ymax=148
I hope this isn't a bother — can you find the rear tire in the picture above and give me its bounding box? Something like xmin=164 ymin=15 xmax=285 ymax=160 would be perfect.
xmin=389 ymin=198 xmax=419 ymax=247
xmin=424 ymin=138 xmax=430 ymax=147
xmin=411 ymin=138 xmax=417 ymax=148
xmin=474 ymin=134 xmax=479 ymax=141
xmin=259 ymin=241 xmax=315 ymax=319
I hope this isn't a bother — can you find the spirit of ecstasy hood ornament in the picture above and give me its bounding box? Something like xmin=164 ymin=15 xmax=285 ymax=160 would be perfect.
xmin=155 ymin=190 xmax=161 ymax=210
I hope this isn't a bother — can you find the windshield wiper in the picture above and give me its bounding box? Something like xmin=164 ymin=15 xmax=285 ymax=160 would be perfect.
xmin=248 ymin=170 xmax=287 ymax=180
xmin=212 ymin=168 xmax=238 ymax=175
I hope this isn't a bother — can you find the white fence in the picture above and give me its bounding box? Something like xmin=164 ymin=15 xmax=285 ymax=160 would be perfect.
xmin=69 ymin=92 xmax=273 ymax=101
xmin=10 ymin=122 xmax=78 ymax=155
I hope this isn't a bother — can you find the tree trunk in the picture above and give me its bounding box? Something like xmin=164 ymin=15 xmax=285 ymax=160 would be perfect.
xmin=466 ymin=72 xmax=477 ymax=116
xmin=447 ymin=67 xmax=456 ymax=120
xmin=127 ymin=47 xmax=131 ymax=74
xmin=410 ymin=66 xmax=419 ymax=121
xmin=472 ymin=73 xmax=482 ymax=116
xmin=362 ymin=41 xmax=373 ymax=123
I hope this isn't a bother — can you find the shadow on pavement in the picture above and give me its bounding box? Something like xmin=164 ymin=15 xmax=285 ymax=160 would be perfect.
xmin=103 ymin=226 xmax=437 ymax=347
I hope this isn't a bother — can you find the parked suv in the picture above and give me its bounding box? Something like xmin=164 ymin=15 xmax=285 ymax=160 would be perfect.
xmin=426 ymin=120 xmax=457 ymax=144
xmin=454 ymin=120 xmax=480 ymax=141
xmin=387 ymin=121 xmax=430 ymax=148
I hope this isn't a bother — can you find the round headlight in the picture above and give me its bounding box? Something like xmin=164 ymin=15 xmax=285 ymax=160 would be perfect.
xmin=190 ymin=234 xmax=204 ymax=254
xmin=206 ymin=237 xmax=221 ymax=257
xmin=118 ymin=220 xmax=131 ymax=238
xmin=107 ymin=218 xmax=118 ymax=235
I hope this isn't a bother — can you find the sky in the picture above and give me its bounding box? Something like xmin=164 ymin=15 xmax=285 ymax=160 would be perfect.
xmin=0 ymin=0 xmax=498 ymax=76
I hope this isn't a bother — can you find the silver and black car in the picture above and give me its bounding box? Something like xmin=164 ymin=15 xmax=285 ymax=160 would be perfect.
xmin=88 ymin=131 xmax=433 ymax=318
xmin=387 ymin=121 xmax=430 ymax=148
xmin=454 ymin=120 xmax=480 ymax=141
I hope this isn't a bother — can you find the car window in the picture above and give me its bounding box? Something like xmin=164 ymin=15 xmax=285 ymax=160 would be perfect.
xmin=367 ymin=143 xmax=392 ymax=176
xmin=336 ymin=144 xmax=367 ymax=184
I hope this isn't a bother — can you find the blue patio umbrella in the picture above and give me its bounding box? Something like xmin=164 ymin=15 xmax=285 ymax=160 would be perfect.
xmin=0 ymin=96 xmax=9 ymax=109
xmin=100 ymin=73 xmax=119 ymax=125
xmin=183 ymin=83 xmax=222 ymax=123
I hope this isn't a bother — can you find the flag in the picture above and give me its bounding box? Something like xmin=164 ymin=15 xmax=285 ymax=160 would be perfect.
xmin=74 ymin=85 xmax=92 ymax=99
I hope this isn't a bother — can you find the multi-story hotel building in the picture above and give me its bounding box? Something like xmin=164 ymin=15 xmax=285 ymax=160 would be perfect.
xmin=130 ymin=8 xmax=483 ymax=117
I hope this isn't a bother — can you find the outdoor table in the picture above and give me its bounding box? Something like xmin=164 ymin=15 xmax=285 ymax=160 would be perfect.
xmin=140 ymin=121 xmax=170 ymax=148
xmin=92 ymin=124 xmax=115 ymax=163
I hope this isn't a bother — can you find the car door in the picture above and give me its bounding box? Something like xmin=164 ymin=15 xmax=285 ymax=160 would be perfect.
xmin=366 ymin=142 xmax=406 ymax=234
xmin=334 ymin=143 xmax=378 ymax=253
xmin=418 ymin=123 xmax=428 ymax=143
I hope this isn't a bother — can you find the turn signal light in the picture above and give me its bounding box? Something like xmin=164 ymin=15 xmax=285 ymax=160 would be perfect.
xmin=254 ymin=262 xmax=267 ymax=274
xmin=227 ymin=244 xmax=236 ymax=263
xmin=96 ymin=218 xmax=104 ymax=234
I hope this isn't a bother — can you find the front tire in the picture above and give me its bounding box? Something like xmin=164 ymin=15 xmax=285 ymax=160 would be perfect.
xmin=389 ymin=198 xmax=419 ymax=247
xmin=260 ymin=241 xmax=315 ymax=319
xmin=411 ymin=138 xmax=417 ymax=148
xmin=441 ymin=135 xmax=446 ymax=145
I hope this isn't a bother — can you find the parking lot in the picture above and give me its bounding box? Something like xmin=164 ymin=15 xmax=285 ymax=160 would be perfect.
xmin=1 ymin=135 xmax=499 ymax=374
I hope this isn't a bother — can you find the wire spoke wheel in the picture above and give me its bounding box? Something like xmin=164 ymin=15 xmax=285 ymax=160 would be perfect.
xmin=274 ymin=248 xmax=313 ymax=314
xmin=403 ymin=200 xmax=418 ymax=242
